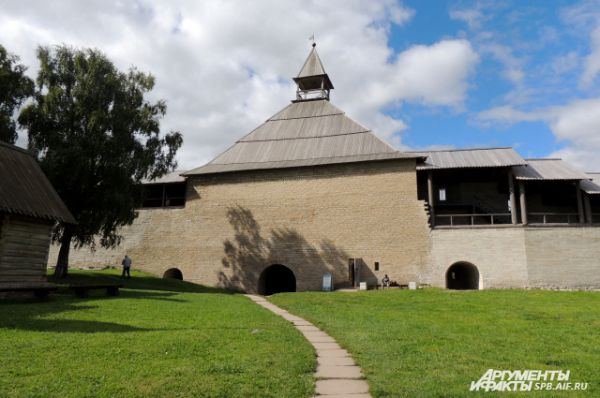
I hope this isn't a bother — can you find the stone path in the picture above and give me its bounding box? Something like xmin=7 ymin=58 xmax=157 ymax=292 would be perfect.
xmin=245 ymin=295 xmax=372 ymax=397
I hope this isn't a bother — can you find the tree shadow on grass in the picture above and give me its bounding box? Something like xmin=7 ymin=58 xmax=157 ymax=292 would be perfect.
xmin=48 ymin=272 xmax=232 ymax=294
xmin=2 ymin=318 xmax=152 ymax=333
xmin=0 ymin=290 xmax=185 ymax=333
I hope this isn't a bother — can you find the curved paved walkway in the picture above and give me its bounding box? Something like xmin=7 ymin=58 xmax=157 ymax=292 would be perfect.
xmin=246 ymin=295 xmax=371 ymax=398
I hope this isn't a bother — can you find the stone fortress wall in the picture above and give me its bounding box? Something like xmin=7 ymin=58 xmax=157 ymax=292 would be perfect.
xmin=51 ymin=160 xmax=433 ymax=292
xmin=49 ymin=158 xmax=600 ymax=291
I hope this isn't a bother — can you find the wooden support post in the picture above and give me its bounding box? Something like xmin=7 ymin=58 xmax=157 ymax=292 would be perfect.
xmin=576 ymin=182 xmax=585 ymax=224
xmin=427 ymin=171 xmax=435 ymax=227
xmin=508 ymin=170 xmax=517 ymax=225
xmin=584 ymin=192 xmax=593 ymax=224
xmin=519 ymin=181 xmax=528 ymax=225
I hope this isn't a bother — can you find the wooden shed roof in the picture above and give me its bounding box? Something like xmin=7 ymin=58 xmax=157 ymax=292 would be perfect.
xmin=0 ymin=142 xmax=76 ymax=223
xmin=411 ymin=147 xmax=527 ymax=170
xmin=513 ymin=159 xmax=590 ymax=181
xmin=184 ymin=99 xmax=420 ymax=176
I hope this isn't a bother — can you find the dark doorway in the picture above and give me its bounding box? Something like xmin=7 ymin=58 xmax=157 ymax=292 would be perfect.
xmin=348 ymin=258 xmax=363 ymax=288
xmin=163 ymin=268 xmax=183 ymax=280
xmin=446 ymin=262 xmax=479 ymax=290
xmin=258 ymin=264 xmax=296 ymax=295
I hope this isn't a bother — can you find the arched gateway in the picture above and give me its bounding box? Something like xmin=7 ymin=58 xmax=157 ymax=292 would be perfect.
xmin=446 ymin=262 xmax=480 ymax=290
xmin=258 ymin=264 xmax=296 ymax=295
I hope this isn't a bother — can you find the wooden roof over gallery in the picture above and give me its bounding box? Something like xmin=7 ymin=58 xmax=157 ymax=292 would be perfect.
xmin=410 ymin=147 xmax=527 ymax=170
xmin=581 ymin=173 xmax=600 ymax=194
xmin=513 ymin=159 xmax=591 ymax=181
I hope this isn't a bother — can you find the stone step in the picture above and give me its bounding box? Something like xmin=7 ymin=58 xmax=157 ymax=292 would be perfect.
xmin=316 ymin=365 xmax=363 ymax=379
xmin=305 ymin=336 xmax=337 ymax=344
xmin=315 ymin=379 xmax=370 ymax=395
xmin=312 ymin=394 xmax=372 ymax=398
xmin=313 ymin=342 xmax=342 ymax=350
xmin=317 ymin=349 xmax=351 ymax=358
xmin=317 ymin=356 xmax=356 ymax=366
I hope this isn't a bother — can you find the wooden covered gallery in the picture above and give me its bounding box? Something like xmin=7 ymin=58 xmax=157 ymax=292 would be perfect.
xmin=0 ymin=141 xmax=75 ymax=291
xmin=413 ymin=148 xmax=600 ymax=227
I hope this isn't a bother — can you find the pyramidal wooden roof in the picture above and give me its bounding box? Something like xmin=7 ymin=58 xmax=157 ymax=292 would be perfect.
xmin=297 ymin=46 xmax=327 ymax=78
xmin=184 ymin=100 xmax=419 ymax=176
xmin=293 ymin=45 xmax=334 ymax=91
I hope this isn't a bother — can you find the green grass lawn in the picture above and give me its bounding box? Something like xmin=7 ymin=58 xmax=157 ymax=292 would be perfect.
xmin=0 ymin=270 xmax=314 ymax=398
xmin=271 ymin=289 xmax=600 ymax=398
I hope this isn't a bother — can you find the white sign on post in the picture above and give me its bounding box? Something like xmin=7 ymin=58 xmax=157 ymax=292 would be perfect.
xmin=322 ymin=273 xmax=333 ymax=291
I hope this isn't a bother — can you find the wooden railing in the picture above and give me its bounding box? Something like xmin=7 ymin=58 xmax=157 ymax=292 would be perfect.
xmin=528 ymin=212 xmax=580 ymax=224
xmin=435 ymin=213 xmax=512 ymax=226
xmin=433 ymin=212 xmax=600 ymax=227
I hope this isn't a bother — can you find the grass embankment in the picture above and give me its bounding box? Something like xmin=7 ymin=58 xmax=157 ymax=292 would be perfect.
xmin=271 ymin=289 xmax=600 ymax=397
xmin=0 ymin=270 xmax=314 ymax=398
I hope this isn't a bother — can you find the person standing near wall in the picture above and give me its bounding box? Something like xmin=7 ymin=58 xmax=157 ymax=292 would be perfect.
xmin=121 ymin=255 xmax=132 ymax=279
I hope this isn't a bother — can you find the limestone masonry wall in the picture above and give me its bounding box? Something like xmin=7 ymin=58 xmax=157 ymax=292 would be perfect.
xmin=430 ymin=226 xmax=600 ymax=289
xmin=525 ymin=227 xmax=600 ymax=289
xmin=51 ymin=160 xmax=432 ymax=292
xmin=429 ymin=227 xmax=528 ymax=289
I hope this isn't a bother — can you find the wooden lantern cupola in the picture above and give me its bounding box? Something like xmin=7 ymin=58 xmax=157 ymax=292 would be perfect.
xmin=293 ymin=42 xmax=334 ymax=102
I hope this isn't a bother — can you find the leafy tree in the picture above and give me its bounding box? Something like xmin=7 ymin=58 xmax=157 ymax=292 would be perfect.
xmin=19 ymin=45 xmax=183 ymax=278
xmin=0 ymin=44 xmax=34 ymax=143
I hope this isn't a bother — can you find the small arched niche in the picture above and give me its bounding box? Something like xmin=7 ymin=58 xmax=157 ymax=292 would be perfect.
xmin=163 ymin=268 xmax=183 ymax=280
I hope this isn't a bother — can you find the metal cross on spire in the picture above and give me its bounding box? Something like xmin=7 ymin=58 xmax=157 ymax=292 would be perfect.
xmin=309 ymin=34 xmax=316 ymax=47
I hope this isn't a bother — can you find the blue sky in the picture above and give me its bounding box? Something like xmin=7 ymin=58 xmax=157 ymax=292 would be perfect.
xmin=2 ymin=1 xmax=600 ymax=170
xmin=386 ymin=1 xmax=597 ymax=162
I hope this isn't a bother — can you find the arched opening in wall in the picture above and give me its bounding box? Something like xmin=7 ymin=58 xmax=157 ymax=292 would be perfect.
xmin=163 ymin=268 xmax=183 ymax=280
xmin=258 ymin=264 xmax=296 ymax=295
xmin=446 ymin=262 xmax=479 ymax=290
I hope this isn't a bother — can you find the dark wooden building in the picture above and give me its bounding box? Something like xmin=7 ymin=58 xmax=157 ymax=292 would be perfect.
xmin=0 ymin=141 xmax=75 ymax=287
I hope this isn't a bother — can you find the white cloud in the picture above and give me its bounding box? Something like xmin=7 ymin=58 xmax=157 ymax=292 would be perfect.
xmin=392 ymin=40 xmax=479 ymax=106
xmin=449 ymin=8 xmax=485 ymax=30
xmin=477 ymin=106 xmax=542 ymax=125
xmin=0 ymin=0 xmax=478 ymax=170
xmin=449 ymin=4 xmax=525 ymax=93
xmin=548 ymin=147 xmax=600 ymax=172
xmin=547 ymin=98 xmax=600 ymax=145
xmin=559 ymin=0 xmax=600 ymax=88
xmin=387 ymin=1 xmax=416 ymax=25
xmin=581 ymin=25 xmax=600 ymax=87
xmin=550 ymin=51 xmax=579 ymax=75
xmin=477 ymin=98 xmax=600 ymax=169
xmin=482 ymin=43 xmax=524 ymax=84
